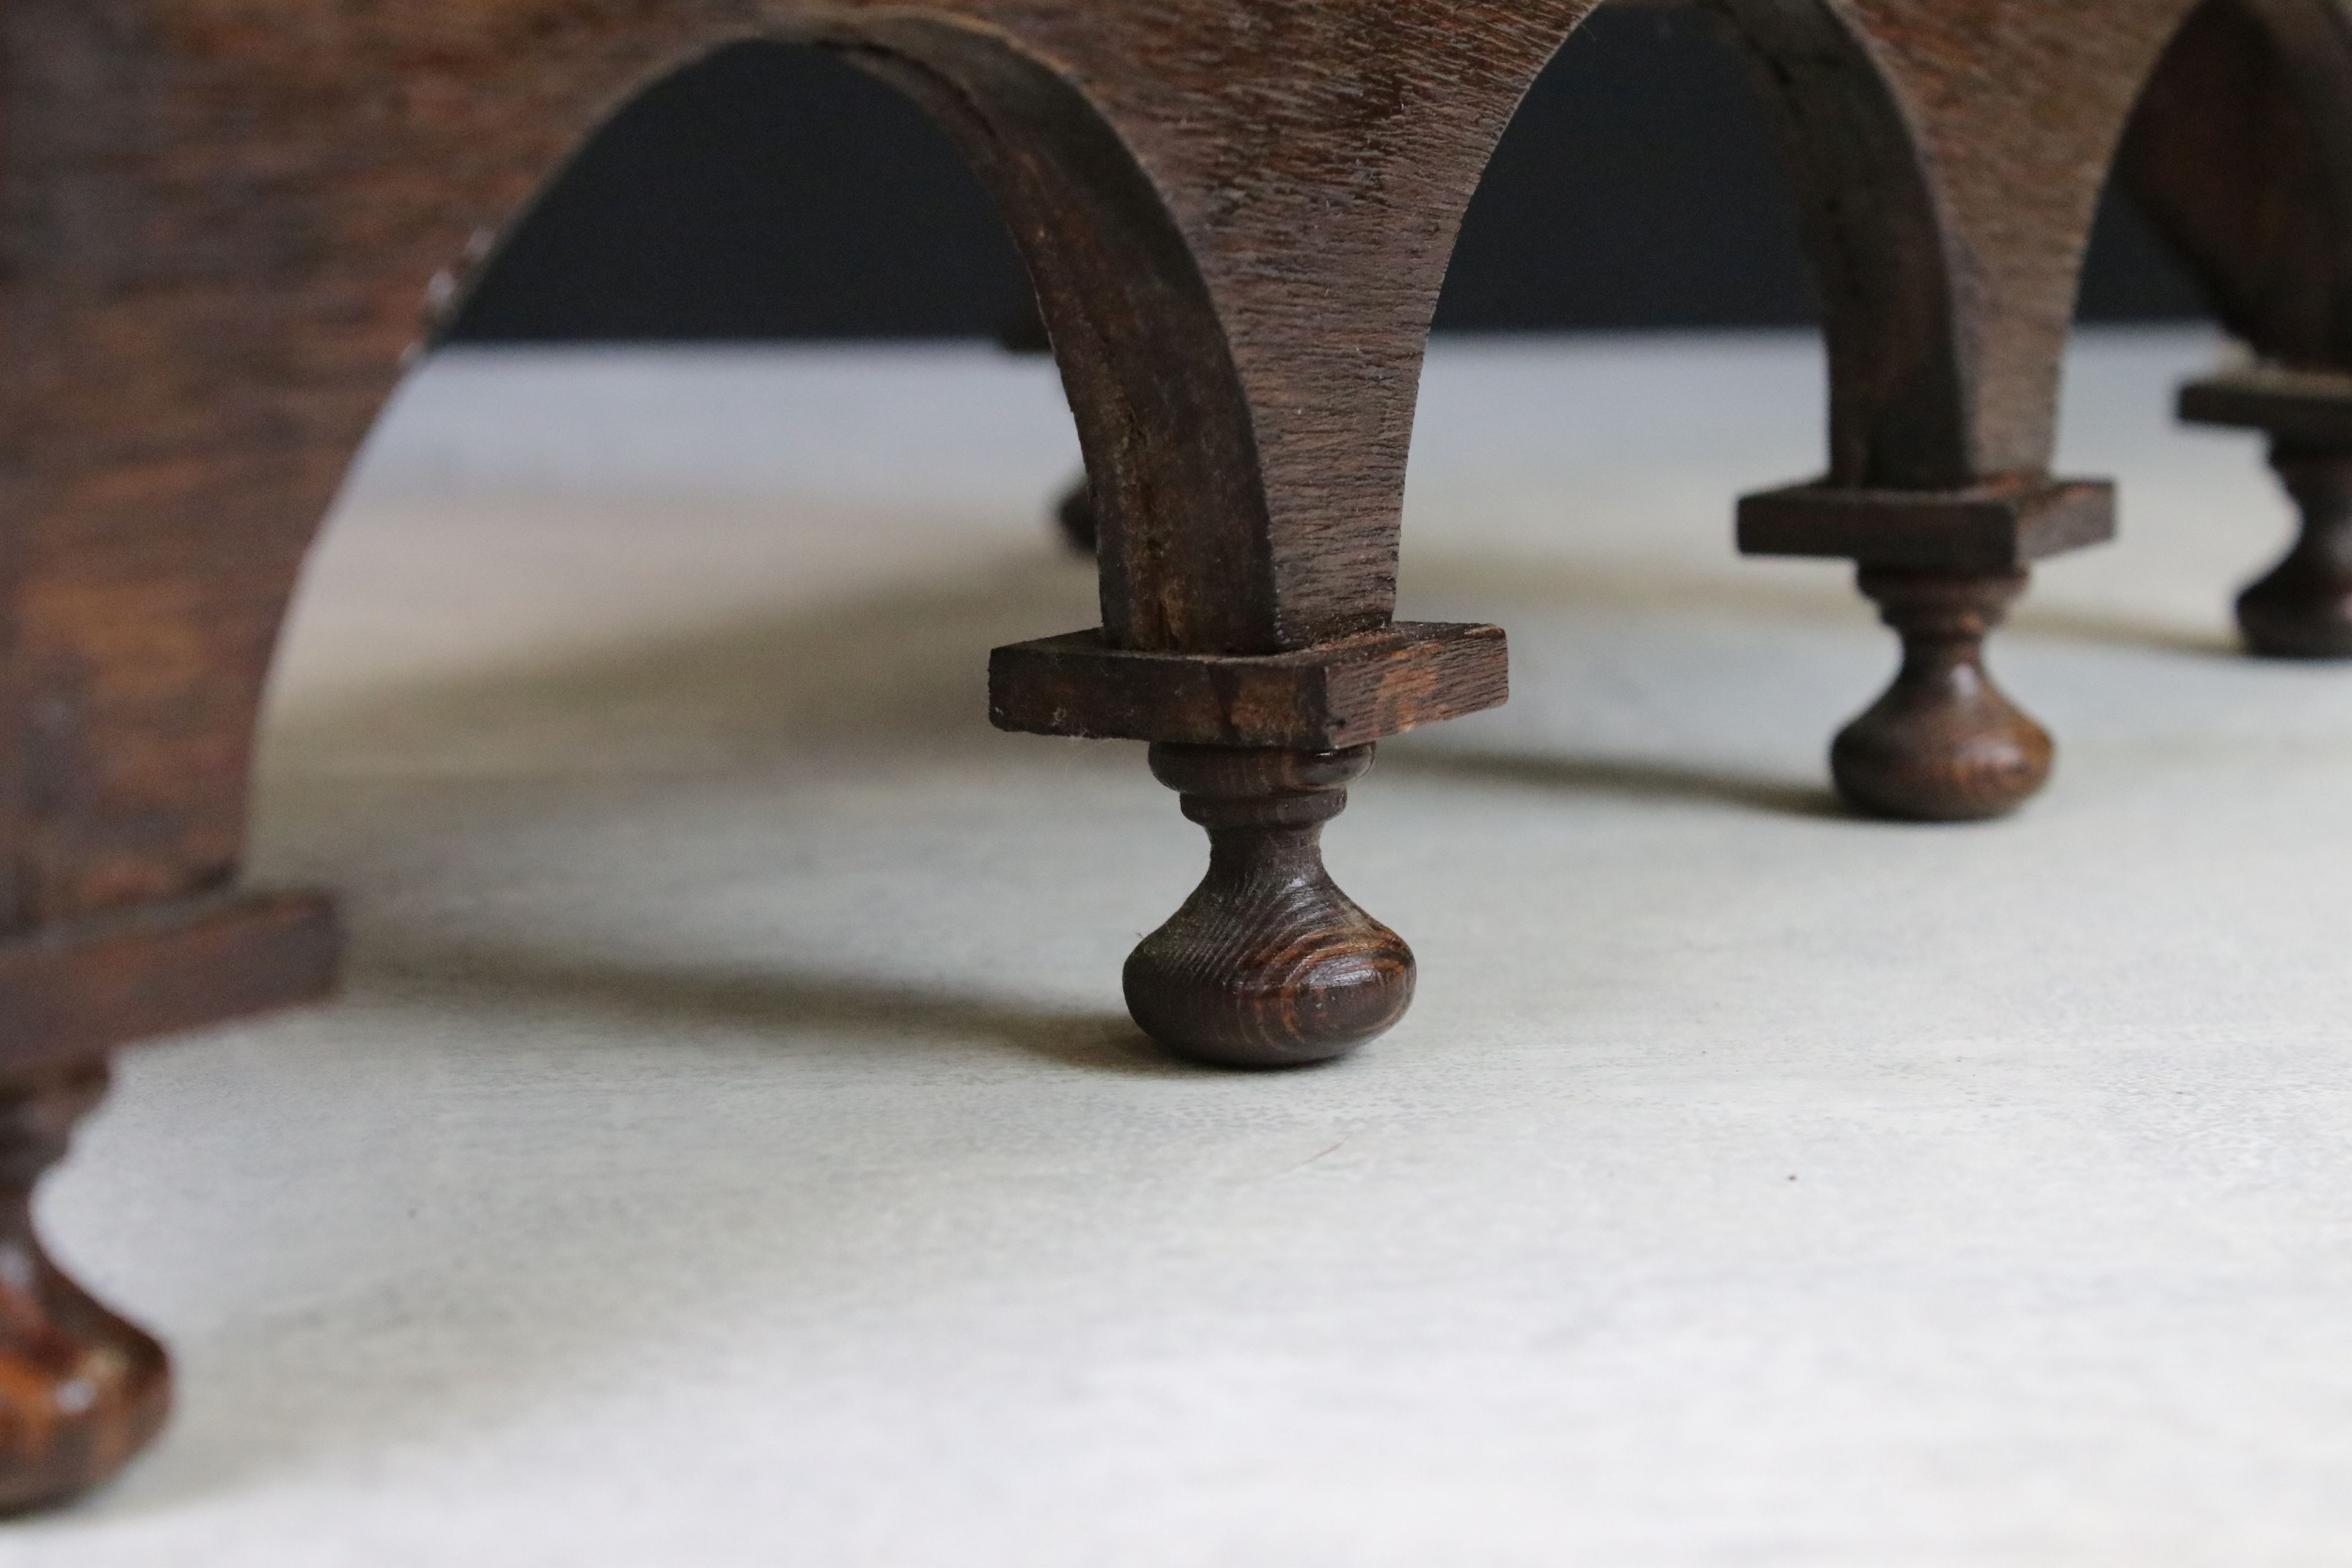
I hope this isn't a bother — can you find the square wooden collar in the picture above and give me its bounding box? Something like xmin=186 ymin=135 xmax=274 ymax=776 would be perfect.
xmin=1738 ymin=476 xmax=2116 ymax=573
xmin=990 ymin=622 xmax=1510 ymax=750
xmin=0 ymin=890 xmax=341 ymax=1075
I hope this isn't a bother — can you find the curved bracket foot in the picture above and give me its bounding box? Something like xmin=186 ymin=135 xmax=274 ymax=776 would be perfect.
xmin=2240 ymin=445 xmax=2352 ymax=659
xmin=1125 ymin=744 xmax=1413 ymax=1069
xmin=1832 ymin=569 xmax=2052 ymax=822
xmin=0 ymin=1060 xmax=170 ymax=1516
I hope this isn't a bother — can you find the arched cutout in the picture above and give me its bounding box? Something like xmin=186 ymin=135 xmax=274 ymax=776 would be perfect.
xmin=432 ymin=21 xmax=1272 ymax=656
xmin=0 ymin=0 xmax=1596 ymax=1070
xmin=1438 ymin=9 xmax=2201 ymax=337
xmin=1433 ymin=0 xmax=1966 ymax=489
xmin=1436 ymin=8 xmax=1821 ymax=332
xmin=1475 ymin=0 xmax=2202 ymax=494
xmin=1694 ymin=0 xmax=1968 ymax=488
xmin=446 ymin=43 xmax=1033 ymax=342
xmin=0 ymin=12 xmax=1608 ymax=1503
xmin=1423 ymin=0 xmax=2207 ymax=821
xmin=1703 ymin=0 xmax=2211 ymax=490
xmin=0 ymin=8 xmax=1295 ymax=924
xmin=1438 ymin=0 xmax=2126 ymax=494
xmin=819 ymin=19 xmax=1273 ymax=654
xmin=2116 ymin=0 xmax=2352 ymax=659
xmin=2119 ymin=0 xmax=2352 ymax=368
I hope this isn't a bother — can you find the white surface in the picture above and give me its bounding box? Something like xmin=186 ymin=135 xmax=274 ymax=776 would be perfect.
xmin=15 ymin=329 xmax=2352 ymax=1565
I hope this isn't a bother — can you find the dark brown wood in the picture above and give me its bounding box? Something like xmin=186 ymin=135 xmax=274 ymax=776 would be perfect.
xmin=1739 ymin=478 xmax=2116 ymax=575
xmin=2 ymin=4 xmax=1603 ymax=1494
xmin=0 ymin=891 xmax=337 ymax=1510
xmin=2122 ymin=0 xmax=2352 ymax=652
xmin=2121 ymin=0 xmax=2352 ymax=373
xmin=0 ymin=1 xmax=1600 ymax=946
xmin=990 ymin=624 xmax=1509 ymax=750
xmin=0 ymin=1059 xmax=171 ymax=1516
xmin=0 ymin=0 xmax=2283 ymax=1504
xmin=1740 ymin=478 xmax=2102 ymax=816
xmin=2177 ymin=373 xmax=2352 ymax=655
xmin=1709 ymin=0 xmax=2201 ymax=816
xmin=2239 ymin=443 xmax=2352 ymax=658
xmin=0 ymin=891 xmax=341 ymax=1076
xmin=1832 ymin=570 xmax=2052 ymax=822
xmin=1126 ymin=744 xmax=1411 ymax=1069
xmin=1706 ymin=2 xmax=2171 ymax=492
xmin=2183 ymin=366 xmax=2352 ymax=447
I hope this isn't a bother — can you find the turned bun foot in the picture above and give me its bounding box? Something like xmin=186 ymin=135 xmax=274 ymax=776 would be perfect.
xmin=1832 ymin=569 xmax=2052 ymax=822
xmin=0 ymin=1060 xmax=171 ymax=1515
xmin=1126 ymin=744 xmax=1414 ymax=1069
xmin=2239 ymin=445 xmax=2352 ymax=659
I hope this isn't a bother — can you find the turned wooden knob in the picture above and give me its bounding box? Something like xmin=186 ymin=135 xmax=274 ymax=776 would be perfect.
xmin=0 ymin=1060 xmax=171 ymax=1516
xmin=1125 ymin=744 xmax=1415 ymax=1069
xmin=1831 ymin=569 xmax=2052 ymax=822
xmin=2239 ymin=443 xmax=2352 ymax=659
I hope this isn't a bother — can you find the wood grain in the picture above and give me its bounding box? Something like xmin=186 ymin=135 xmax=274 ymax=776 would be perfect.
xmin=1707 ymin=0 xmax=2201 ymax=815
xmin=1125 ymin=744 xmax=1412 ymax=1069
xmin=1739 ymin=478 xmax=2116 ymax=574
xmin=0 ymin=0 xmax=2304 ymax=1508
xmin=990 ymin=624 xmax=1509 ymax=751
xmin=1832 ymin=569 xmax=2052 ymax=821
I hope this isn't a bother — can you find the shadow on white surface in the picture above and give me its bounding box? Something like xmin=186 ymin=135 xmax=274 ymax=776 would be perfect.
xmin=19 ymin=333 xmax=2352 ymax=1566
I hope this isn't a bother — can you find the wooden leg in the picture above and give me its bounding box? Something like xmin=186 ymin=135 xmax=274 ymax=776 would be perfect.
xmin=994 ymin=626 xmax=1505 ymax=1066
xmin=15 ymin=3 xmax=1575 ymax=1121
xmin=2122 ymin=1 xmax=2352 ymax=652
xmin=1740 ymin=481 xmax=2103 ymax=822
xmin=1831 ymin=569 xmax=2052 ymax=822
xmin=1125 ymin=744 xmax=1412 ymax=1069
xmin=2240 ymin=443 xmax=2352 ymax=659
xmin=0 ymin=893 xmax=338 ymax=1512
xmin=2178 ymin=378 xmax=2352 ymax=655
xmin=0 ymin=1059 xmax=171 ymax=1516
xmin=1703 ymin=2 xmax=2191 ymax=825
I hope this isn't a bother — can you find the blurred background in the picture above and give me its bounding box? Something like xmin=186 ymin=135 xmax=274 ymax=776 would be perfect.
xmin=452 ymin=6 xmax=2206 ymax=347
